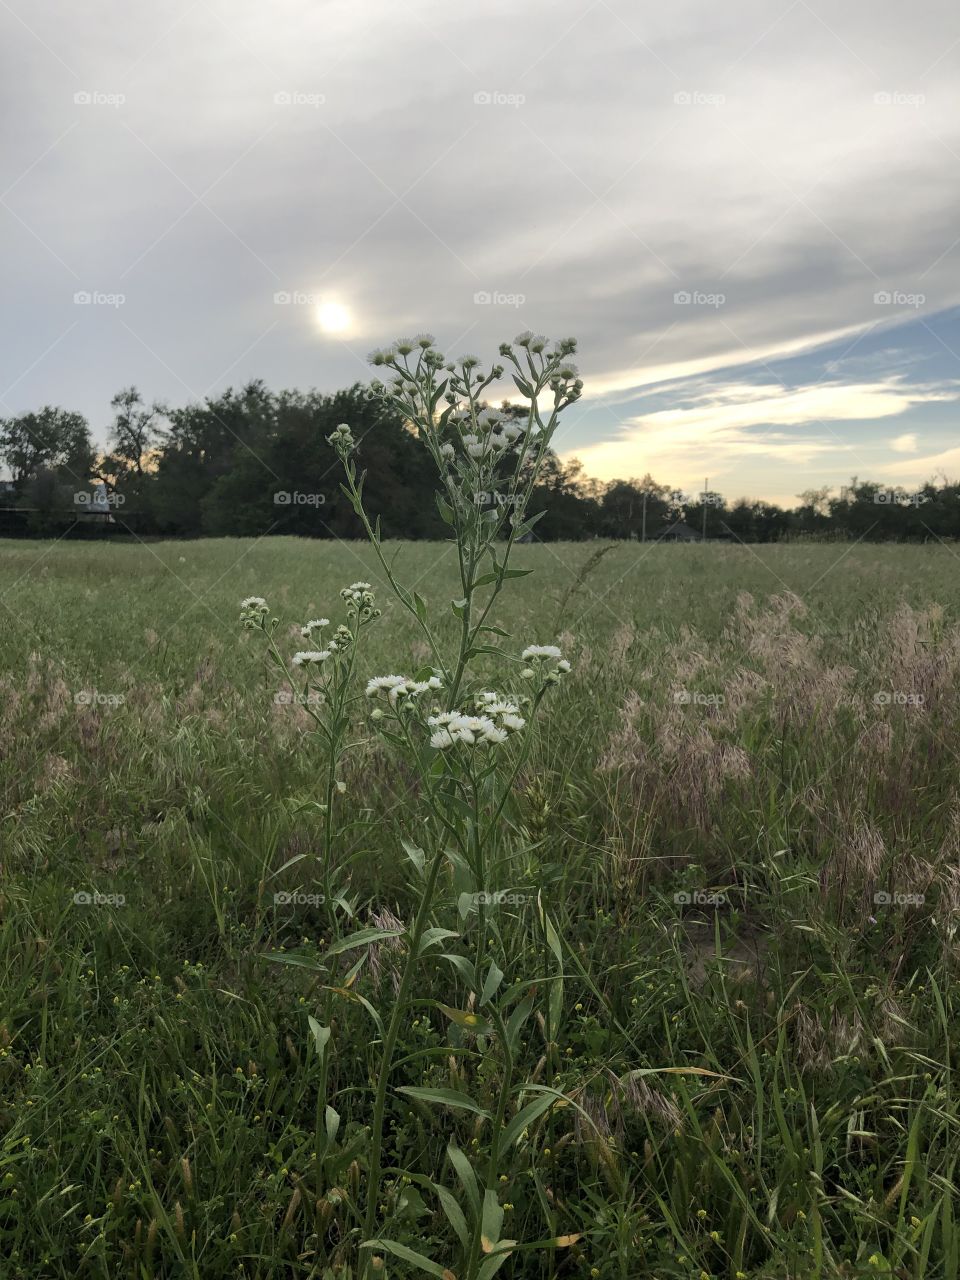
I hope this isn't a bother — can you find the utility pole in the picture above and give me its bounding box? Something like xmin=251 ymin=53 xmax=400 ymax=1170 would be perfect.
xmin=702 ymin=477 xmax=708 ymax=541
xmin=641 ymin=489 xmax=647 ymax=543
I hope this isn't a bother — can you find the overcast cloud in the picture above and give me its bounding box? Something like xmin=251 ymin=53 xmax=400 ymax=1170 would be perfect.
xmin=2 ymin=0 xmax=959 ymax=501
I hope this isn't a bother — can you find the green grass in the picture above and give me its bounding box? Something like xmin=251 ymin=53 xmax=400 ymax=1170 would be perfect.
xmin=3 ymin=537 xmax=960 ymax=1279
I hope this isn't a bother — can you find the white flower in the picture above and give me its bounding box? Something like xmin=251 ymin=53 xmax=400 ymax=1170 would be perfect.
xmin=467 ymin=443 xmax=485 ymax=459
xmin=366 ymin=675 xmax=408 ymax=698
xmin=439 ymin=442 xmax=456 ymax=461
xmin=461 ymin=433 xmax=479 ymax=448
xmin=349 ymin=582 xmax=371 ymax=592
xmin=241 ymin=596 xmax=268 ymax=611
xmin=407 ymin=676 xmax=443 ymax=696
xmin=437 ymin=713 xmax=508 ymax=746
xmin=430 ymin=728 xmax=456 ymax=749
xmin=300 ymin=617 xmax=330 ymax=637
xmin=292 ymin=650 xmax=330 ymax=666
xmin=521 ymin=645 xmax=563 ymax=661
xmin=501 ymin=713 xmax=526 ymax=731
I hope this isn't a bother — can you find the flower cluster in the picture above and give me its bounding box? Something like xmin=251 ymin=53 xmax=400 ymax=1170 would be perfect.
xmin=240 ymin=597 xmax=270 ymax=628
xmin=365 ymin=673 xmax=443 ymax=708
xmin=340 ymin=582 xmax=381 ymax=621
xmin=326 ymin=422 xmax=355 ymax=455
xmin=520 ymin=644 xmax=571 ymax=682
xmin=426 ymin=691 xmax=529 ymax=750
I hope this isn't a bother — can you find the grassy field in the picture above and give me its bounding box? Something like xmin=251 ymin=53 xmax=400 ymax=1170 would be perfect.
xmin=3 ymin=536 xmax=960 ymax=1279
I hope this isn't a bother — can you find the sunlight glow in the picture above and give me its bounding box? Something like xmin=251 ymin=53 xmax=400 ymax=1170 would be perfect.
xmin=316 ymin=301 xmax=351 ymax=334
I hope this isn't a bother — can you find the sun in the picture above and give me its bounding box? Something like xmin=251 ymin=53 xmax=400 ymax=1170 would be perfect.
xmin=315 ymin=301 xmax=351 ymax=334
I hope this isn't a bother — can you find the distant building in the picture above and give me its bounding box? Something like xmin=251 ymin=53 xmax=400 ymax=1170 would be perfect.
xmin=659 ymin=521 xmax=702 ymax=542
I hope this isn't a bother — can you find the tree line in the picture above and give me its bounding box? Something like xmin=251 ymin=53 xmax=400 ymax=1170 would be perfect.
xmin=0 ymin=382 xmax=956 ymax=542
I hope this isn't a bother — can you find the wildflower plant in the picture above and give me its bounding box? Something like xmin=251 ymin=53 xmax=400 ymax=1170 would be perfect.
xmin=245 ymin=334 xmax=581 ymax=1277
xmin=240 ymin=585 xmax=380 ymax=907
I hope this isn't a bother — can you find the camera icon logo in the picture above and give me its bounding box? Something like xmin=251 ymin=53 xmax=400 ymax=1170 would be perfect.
xmin=274 ymin=491 xmax=292 ymax=505
xmin=474 ymin=91 xmax=492 ymax=105
xmin=73 ymin=891 xmax=92 ymax=904
xmin=673 ymin=890 xmax=692 ymax=904
xmin=873 ymin=890 xmax=891 ymax=905
xmin=874 ymin=290 xmax=892 ymax=305
xmin=674 ymin=290 xmax=691 ymax=304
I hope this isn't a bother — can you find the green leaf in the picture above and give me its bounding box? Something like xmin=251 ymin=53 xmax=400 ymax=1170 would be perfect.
xmin=324 ymin=926 xmax=403 ymax=958
xmin=440 ymin=952 xmax=477 ymax=987
xmin=437 ymin=496 xmax=455 ymax=525
xmin=501 ymin=1092 xmax=562 ymax=1150
xmin=397 ymin=1086 xmax=491 ymax=1118
xmin=505 ymin=991 xmax=535 ymax=1054
xmin=401 ymin=838 xmax=425 ymax=875
xmin=324 ymin=1104 xmax=340 ymax=1145
xmin=481 ymin=1189 xmax=504 ymax=1251
xmin=360 ymin=1237 xmax=447 ymax=1277
xmin=447 ymin=1141 xmax=480 ymax=1217
xmin=480 ymin=960 xmax=504 ymax=1007
xmin=477 ymin=1253 xmax=514 ymax=1280
xmin=307 ymin=1017 xmax=331 ymax=1062
xmin=432 ymin=1182 xmax=470 ymax=1247
xmin=501 ymin=568 xmax=532 ymax=580
xmin=265 ymin=951 xmax=325 ymax=974
xmin=437 ymin=1004 xmax=494 ymax=1036
xmin=451 ymin=597 xmax=468 ymax=619
xmin=418 ymin=927 xmax=460 ymax=956
xmin=413 ymin=591 xmax=428 ymax=624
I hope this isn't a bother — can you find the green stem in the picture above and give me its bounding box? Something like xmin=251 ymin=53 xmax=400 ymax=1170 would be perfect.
xmin=465 ymin=1004 xmax=514 ymax=1280
xmin=361 ymin=841 xmax=447 ymax=1273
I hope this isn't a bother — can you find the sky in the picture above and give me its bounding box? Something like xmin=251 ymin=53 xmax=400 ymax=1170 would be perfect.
xmin=1 ymin=0 xmax=959 ymax=506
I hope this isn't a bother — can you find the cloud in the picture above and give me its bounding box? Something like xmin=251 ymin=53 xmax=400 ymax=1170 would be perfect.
xmin=567 ymin=376 xmax=960 ymax=483
xmin=2 ymin=0 xmax=960 ymax=505
xmin=890 ymin=432 xmax=918 ymax=453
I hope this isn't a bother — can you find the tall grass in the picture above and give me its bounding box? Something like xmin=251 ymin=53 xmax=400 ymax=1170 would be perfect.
xmin=1 ymin=537 xmax=959 ymax=1277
